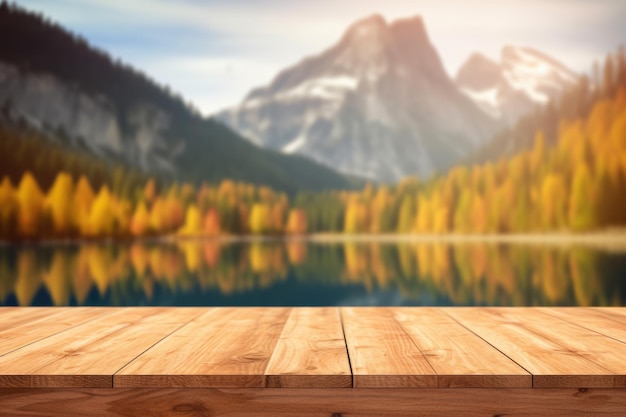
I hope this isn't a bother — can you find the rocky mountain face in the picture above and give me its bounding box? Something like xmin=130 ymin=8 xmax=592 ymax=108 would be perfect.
xmin=0 ymin=62 xmax=179 ymax=173
xmin=456 ymin=46 xmax=578 ymax=124
xmin=218 ymin=15 xmax=497 ymax=182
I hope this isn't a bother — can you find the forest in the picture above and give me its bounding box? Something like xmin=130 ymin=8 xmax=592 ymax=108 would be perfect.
xmin=1 ymin=48 xmax=625 ymax=241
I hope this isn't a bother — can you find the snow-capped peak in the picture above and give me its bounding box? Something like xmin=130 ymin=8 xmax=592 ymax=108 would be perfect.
xmin=217 ymin=14 xmax=497 ymax=182
xmin=342 ymin=14 xmax=387 ymax=42
xmin=501 ymin=45 xmax=577 ymax=103
xmin=457 ymin=45 xmax=578 ymax=124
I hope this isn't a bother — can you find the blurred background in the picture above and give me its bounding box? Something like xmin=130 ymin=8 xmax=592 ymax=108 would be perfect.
xmin=1 ymin=0 xmax=625 ymax=306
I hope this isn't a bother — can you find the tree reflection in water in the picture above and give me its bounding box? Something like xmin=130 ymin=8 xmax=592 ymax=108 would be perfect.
xmin=0 ymin=239 xmax=624 ymax=306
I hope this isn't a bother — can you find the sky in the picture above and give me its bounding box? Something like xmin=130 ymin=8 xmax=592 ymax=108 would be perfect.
xmin=16 ymin=0 xmax=626 ymax=115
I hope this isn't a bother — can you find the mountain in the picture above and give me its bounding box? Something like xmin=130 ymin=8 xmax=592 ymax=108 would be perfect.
xmin=456 ymin=46 xmax=578 ymax=124
xmin=218 ymin=15 xmax=497 ymax=182
xmin=0 ymin=2 xmax=359 ymax=195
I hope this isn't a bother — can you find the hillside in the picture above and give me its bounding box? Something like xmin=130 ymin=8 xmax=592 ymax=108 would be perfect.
xmin=0 ymin=2 xmax=359 ymax=195
xmin=292 ymin=48 xmax=626 ymax=234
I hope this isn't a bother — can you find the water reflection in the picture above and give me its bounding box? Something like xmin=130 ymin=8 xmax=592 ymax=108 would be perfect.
xmin=0 ymin=239 xmax=625 ymax=306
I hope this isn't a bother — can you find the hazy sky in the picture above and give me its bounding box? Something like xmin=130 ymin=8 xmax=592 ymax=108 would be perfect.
xmin=16 ymin=0 xmax=626 ymax=114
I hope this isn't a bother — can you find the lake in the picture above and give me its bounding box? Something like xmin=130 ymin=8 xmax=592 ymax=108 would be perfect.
xmin=1 ymin=238 xmax=625 ymax=307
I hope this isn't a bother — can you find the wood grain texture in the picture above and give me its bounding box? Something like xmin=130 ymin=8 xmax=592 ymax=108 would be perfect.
xmin=264 ymin=307 xmax=351 ymax=388
xmin=540 ymin=308 xmax=626 ymax=344
xmin=392 ymin=307 xmax=531 ymax=387
xmin=341 ymin=307 xmax=437 ymax=388
xmin=0 ymin=308 xmax=111 ymax=357
xmin=590 ymin=307 xmax=626 ymax=324
xmin=0 ymin=308 xmax=201 ymax=387
xmin=2 ymin=387 xmax=626 ymax=416
xmin=115 ymin=307 xmax=290 ymax=388
xmin=1 ymin=307 xmax=626 ymax=392
xmin=445 ymin=307 xmax=626 ymax=388
xmin=0 ymin=308 xmax=58 ymax=332
xmin=595 ymin=308 xmax=626 ymax=319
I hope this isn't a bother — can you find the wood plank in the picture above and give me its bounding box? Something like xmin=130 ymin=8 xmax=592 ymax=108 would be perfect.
xmin=446 ymin=308 xmax=625 ymax=388
xmin=591 ymin=307 xmax=626 ymax=322
xmin=0 ymin=308 xmax=202 ymax=388
xmin=392 ymin=307 xmax=531 ymax=387
xmin=0 ymin=308 xmax=53 ymax=331
xmin=2 ymin=388 xmax=626 ymax=416
xmin=264 ymin=307 xmax=351 ymax=388
xmin=540 ymin=308 xmax=626 ymax=344
xmin=115 ymin=307 xmax=290 ymax=388
xmin=0 ymin=308 xmax=112 ymax=357
xmin=341 ymin=307 xmax=437 ymax=388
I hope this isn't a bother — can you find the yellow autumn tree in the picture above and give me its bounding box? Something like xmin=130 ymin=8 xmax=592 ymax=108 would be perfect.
xmin=431 ymin=191 xmax=450 ymax=234
xmin=370 ymin=187 xmax=389 ymax=233
xmin=344 ymin=200 xmax=366 ymax=233
xmin=163 ymin=196 xmax=184 ymax=232
xmin=179 ymin=204 xmax=202 ymax=236
xmin=569 ymin=164 xmax=596 ymax=231
xmin=540 ymin=174 xmax=567 ymax=230
xmin=130 ymin=202 xmax=150 ymax=236
xmin=453 ymin=190 xmax=472 ymax=233
xmin=396 ymin=195 xmax=415 ymax=233
xmin=149 ymin=197 xmax=165 ymax=234
xmin=470 ymin=193 xmax=488 ymax=234
xmin=143 ymin=179 xmax=156 ymax=204
xmin=45 ymin=172 xmax=75 ymax=235
xmin=270 ymin=199 xmax=287 ymax=234
xmin=286 ymin=209 xmax=307 ymax=234
xmin=16 ymin=172 xmax=45 ymax=238
xmin=415 ymin=195 xmax=431 ymax=233
xmin=114 ymin=197 xmax=132 ymax=236
xmin=249 ymin=203 xmax=272 ymax=235
xmin=74 ymin=176 xmax=95 ymax=236
xmin=203 ymin=208 xmax=221 ymax=236
xmin=87 ymin=186 xmax=116 ymax=237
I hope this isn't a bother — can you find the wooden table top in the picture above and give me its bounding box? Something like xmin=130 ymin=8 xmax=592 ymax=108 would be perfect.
xmin=0 ymin=307 xmax=625 ymax=389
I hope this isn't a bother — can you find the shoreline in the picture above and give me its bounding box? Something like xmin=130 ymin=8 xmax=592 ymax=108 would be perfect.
xmin=3 ymin=231 xmax=626 ymax=251
xmin=308 ymin=232 xmax=626 ymax=252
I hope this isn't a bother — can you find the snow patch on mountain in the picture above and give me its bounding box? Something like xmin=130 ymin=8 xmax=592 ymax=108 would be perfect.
xmin=282 ymin=134 xmax=307 ymax=153
xmin=278 ymin=76 xmax=359 ymax=102
xmin=460 ymin=86 xmax=500 ymax=117
xmin=457 ymin=46 xmax=578 ymax=124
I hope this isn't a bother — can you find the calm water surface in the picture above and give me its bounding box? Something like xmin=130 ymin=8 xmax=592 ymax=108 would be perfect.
xmin=1 ymin=238 xmax=625 ymax=306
